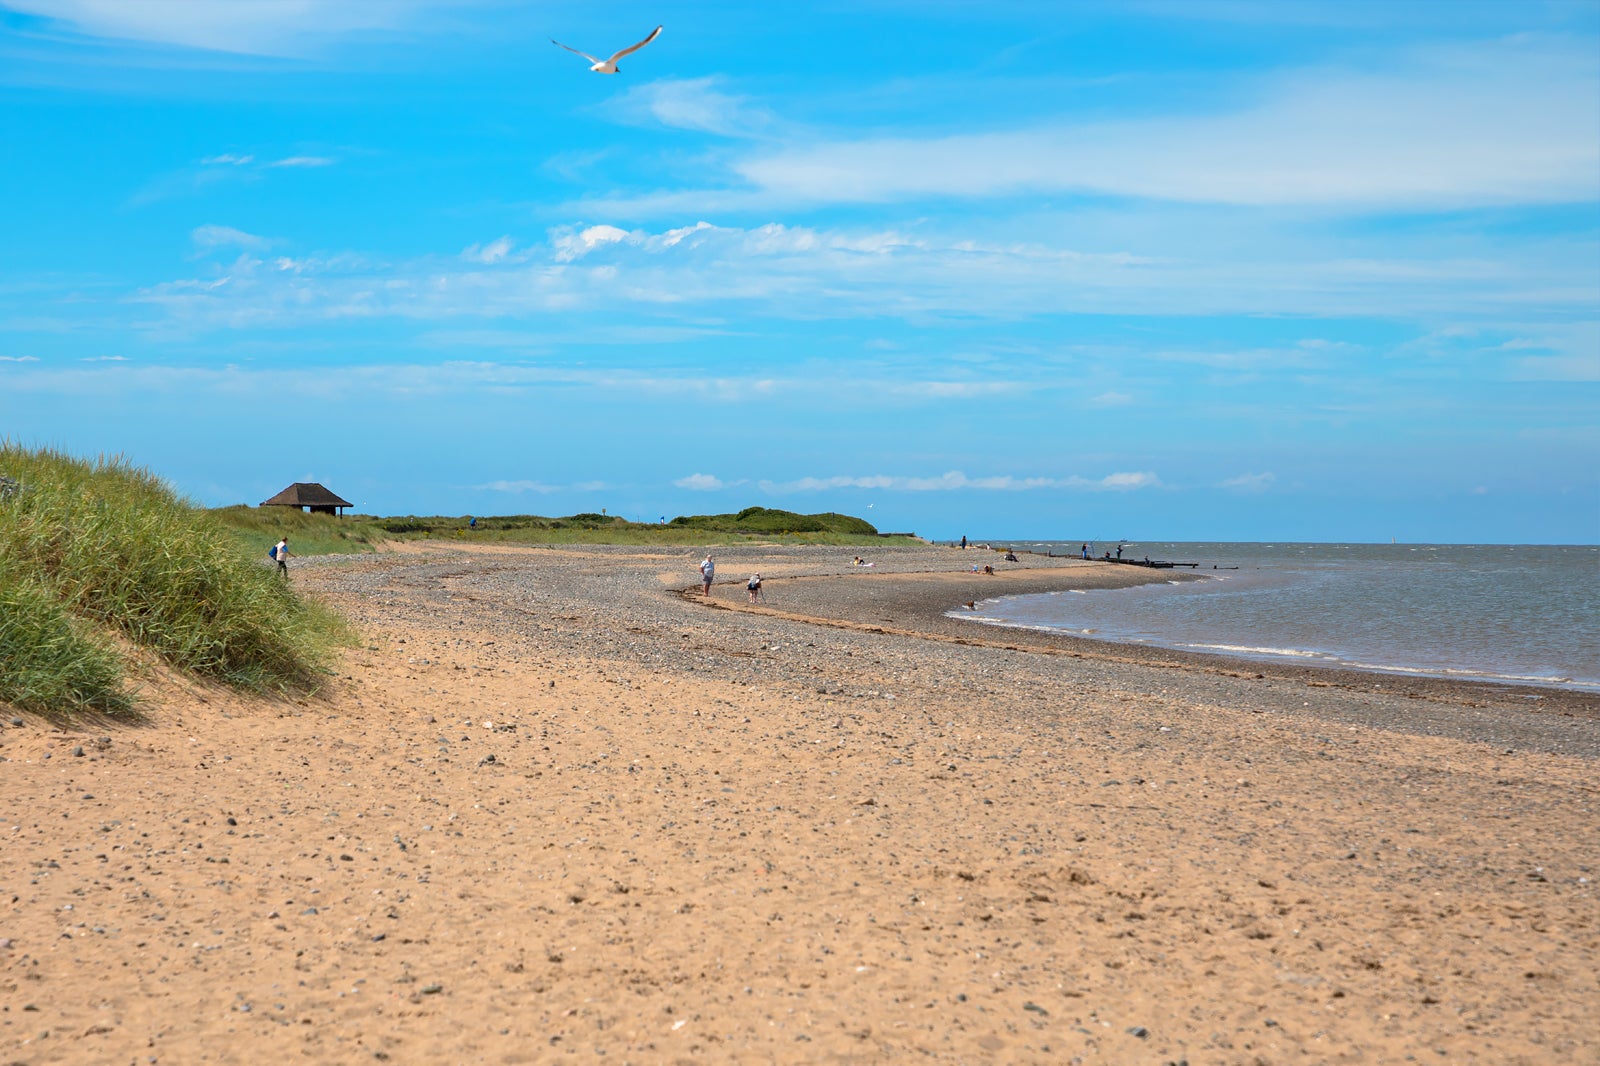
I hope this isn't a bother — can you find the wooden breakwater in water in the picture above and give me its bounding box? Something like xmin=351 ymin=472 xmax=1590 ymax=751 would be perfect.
xmin=1004 ymin=547 xmax=1240 ymax=570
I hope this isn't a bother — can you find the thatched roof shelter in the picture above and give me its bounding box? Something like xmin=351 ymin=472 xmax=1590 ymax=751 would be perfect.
xmin=260 ymin=482 xmax=353 ymax=516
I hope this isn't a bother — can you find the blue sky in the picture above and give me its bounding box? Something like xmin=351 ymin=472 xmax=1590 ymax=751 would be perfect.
xmin=1 ymin=1 xmax=1596 ymax=543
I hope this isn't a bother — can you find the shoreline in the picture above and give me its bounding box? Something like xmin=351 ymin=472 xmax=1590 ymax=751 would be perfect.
xmin=686 ymin=545 xmax=1600 ymax=743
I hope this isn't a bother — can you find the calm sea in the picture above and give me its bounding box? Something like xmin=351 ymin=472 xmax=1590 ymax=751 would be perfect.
xmin=956 ymin=543 xmax=1600 ymax=692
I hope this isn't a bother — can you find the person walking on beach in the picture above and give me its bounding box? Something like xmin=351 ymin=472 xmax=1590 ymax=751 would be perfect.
xmin=699 ymin=554 xmax=715 ymax=596
xmin=960 ymin=535 xmax=967 ymax=550
xmin=273 ymin=536 xmax=293 ymax=578
xmin=747 ymin=573 xmax=763 ymax=603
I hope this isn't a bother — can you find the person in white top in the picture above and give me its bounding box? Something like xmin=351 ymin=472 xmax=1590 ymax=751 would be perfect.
xmin=699 ymin=554 xmax=715 ymax=596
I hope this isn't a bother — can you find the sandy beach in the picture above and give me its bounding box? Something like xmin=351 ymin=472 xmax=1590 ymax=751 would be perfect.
xmin=3 ymin=542 xmax=1596 ymax=1064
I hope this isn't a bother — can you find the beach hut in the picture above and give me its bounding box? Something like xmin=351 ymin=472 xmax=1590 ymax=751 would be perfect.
xmin=260 ymin=482 xmax=353 ymax=516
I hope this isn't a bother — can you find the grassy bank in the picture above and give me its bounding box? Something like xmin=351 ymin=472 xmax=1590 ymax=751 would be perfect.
xmin=332 ymin=506 xmax=914 ymax=547
xmin=209 ymin=504 xmax=386 ymax=558
xmin=0 ymin=445 xmax=350 ymax=722
xmin=205 ymin=506 xmax=912 ymax=550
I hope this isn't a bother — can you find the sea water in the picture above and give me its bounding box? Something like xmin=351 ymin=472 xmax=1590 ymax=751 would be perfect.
xmin=956 ymin=543 xmax=1600 ymax=692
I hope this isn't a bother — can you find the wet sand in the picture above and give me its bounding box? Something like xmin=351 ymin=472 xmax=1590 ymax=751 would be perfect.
xmin=3 ymin=542 xmax=1596 ymax=1064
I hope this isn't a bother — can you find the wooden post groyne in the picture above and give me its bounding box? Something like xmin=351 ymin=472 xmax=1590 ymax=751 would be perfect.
xmin=993 ymin=548 xmax=1237 ymax=570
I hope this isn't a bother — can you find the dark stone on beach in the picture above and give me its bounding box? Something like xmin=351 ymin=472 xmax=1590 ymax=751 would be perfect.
xmin=302 ymin=907 xmax=319 ymax=915
xmin=1022 ymin=1002 xmax=1048 ymax=1016
xmin=1128 ymin=1025 xmax=1150 ymax=1038
xmin=71 ymin=745 xmax=84 ymax=757
xmin=9 ymin=717 xmax=23 ymax=727
xmin=226 ymin=817 xmax=237 ymax=826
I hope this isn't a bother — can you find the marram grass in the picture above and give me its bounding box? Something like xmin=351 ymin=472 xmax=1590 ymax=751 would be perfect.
xmin=0 ymin=444 xmax=350 ymax=721
xmin=0 ymin=557 xmax=133 ymax=718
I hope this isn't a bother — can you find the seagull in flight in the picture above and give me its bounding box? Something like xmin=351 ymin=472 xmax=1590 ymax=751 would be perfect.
xmin=550 ymin=25 xmax=661 ymax=74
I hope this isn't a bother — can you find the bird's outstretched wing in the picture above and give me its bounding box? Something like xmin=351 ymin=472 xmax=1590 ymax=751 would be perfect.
xmin=550 ymin=38 xmax=601 ymax=64
xmin=606 ymin=25 xmax=661 ymax=63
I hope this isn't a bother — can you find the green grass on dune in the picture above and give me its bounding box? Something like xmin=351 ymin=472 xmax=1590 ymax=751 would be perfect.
xmin=0 ymin=444 xmax=351 ymax=721
xmin=0 ymin=556 xmax=134 ymax=718
xmin=209 ymin=504 xmax=384 ymax=558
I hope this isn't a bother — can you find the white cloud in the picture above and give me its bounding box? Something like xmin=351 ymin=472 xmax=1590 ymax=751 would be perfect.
xmin=1509 ymin=353 xmax=1600 ymax=383
xmin=669 ymin=38 xmax=1600 ymax=211
xmin=267 ymin=155 xmax=335 ymax=168
xmin=757 ymin=470 xmax=1162 ymax=493
xmin=891 ymin=381 xmax=1023 ymax=399
xmin=1093 ymin=472 xmax=1161 ymax=491
xmin=0 ymin=355 xmax=40 ymax=362
xmin=472 ymin=478 xmax=610 ymax=495
xmin=2 ymin=0 xmax=472 ymax=56
xmin=476 ymin=480 xmax=558 ymax=494
xmin=551 ymin=224 xmax=634 ymax=263
xmin=1219 ymin=472 xmax=1277 ymax=493
xmin=201 ymin=153 xmax=254 ymax=166
xmin=1090 ymin=391 xmax=1133 ymax=408
xmin=138 ymin=214 xmax=1597 ymax=338
xmin=1503 ymin=321 xmax=1600 ymax=382
xmin=613 ymin=78 xmax=780 ymax=139
xmin=461 ymin=236 xmax=519 ymax=265
xmin=675 ymin=473 xmax=728 ymax=491
xmin=191 ymin=224 xmax=274 ymax=252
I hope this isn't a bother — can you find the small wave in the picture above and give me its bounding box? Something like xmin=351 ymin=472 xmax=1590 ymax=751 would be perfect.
xmin=1182 ymin=642 xmax=1333 ymax=660
xmin=1343 ymin=661 xmax=1585 ymax=687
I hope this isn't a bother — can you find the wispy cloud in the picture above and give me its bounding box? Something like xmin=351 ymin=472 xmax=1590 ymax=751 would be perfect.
xmin=141 ymin=216 xmax=1595 ymax=333
xmin=464 ymin=478 xmax=616 ymax=496
xmin=131 ymin=150 xmax=339 ymax=206
xmin=604 ymin=38 xmax=1598 ymax=212
xmin=1219 ymin=472 xmax=1276 ymax=493
xmin=461 ymin=236 xmax=522 ymax=265
xmin=1 ymin=0 xmax=472 ymax=56
xmin=203 ymin=152 xmax=335 ymax=170
xmin=675 ymin=473 xmax=732 ymax=491
xmin=611 ymin=77 xmax=782 ymax=139
xmin=476 ymin=480 xmax=559 ymax=494
xmin=756 ymin=470 xmax=1162 ymax=493
xmin=190 ymin=224 xmax=275 ymax=252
